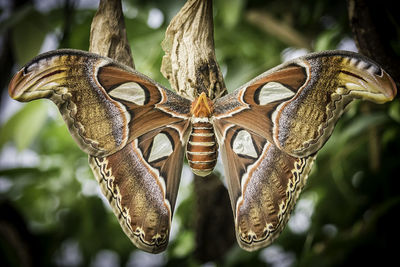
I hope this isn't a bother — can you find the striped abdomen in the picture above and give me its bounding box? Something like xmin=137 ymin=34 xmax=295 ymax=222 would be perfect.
xmin=186 ymin=122 xmax=218 ymax=176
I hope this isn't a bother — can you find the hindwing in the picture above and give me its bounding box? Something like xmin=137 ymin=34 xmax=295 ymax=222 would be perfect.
xmin=213 ymin=50 xmax=396 ymax=251
xmin=89 ymin=121 xmax=190 ymax=253
xmin=214 ymin=123 xmax=315 ymax=250
xmin=8 ymin=48 xmax=397 ymax=253
xmin=8 ymin=49 xmax=192 ymax=253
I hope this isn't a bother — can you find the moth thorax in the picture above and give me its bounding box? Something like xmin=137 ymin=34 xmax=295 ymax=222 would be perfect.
xmin=191 ymin=92 xmax=213 ymax=117
xmin=186 ymin=122 xmax=218 ymax=177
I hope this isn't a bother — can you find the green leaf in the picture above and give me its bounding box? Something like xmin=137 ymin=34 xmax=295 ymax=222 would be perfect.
xmin=320 ymin=111 xmax=389 ymax=156
xmin=0 ymin=4 xmax=33 ymax=35
xmin=388 ymin=100 xmax=400 ymax=123
xmin=314 ymin=28 xmax=340 ymax=51
xmin=218 ymin=0 xmax=244 ymax=29
xmin=11 ymin=9 xmax=50 ymax=65
xmin=338 ymin=112 xmax=389 ymax=144
xmin=0 ymin=100 xmax=49 ymax=151
xmin=171 ymin=230 xmax=195 ymax=258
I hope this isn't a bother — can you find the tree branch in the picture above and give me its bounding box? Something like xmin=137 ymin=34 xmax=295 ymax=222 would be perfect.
xmin=245 ymin=9 xmax=312 ymax=50
xmin=347 ymin=0 xmax=399 ymax=172
xmin=161 ymin=0 xmax=235 ymax=261
xmin=89 ymin=0 xmax=134 ymax=68
xmin=161 ymin=0 xmax=226 ymax=100
xmin=193 ymin=173 xmax=235 ymax=261
xmin=89 ymin=0 xmax=236 ymax=259
xmin=347 ymin=0 xmax=400 ymax=89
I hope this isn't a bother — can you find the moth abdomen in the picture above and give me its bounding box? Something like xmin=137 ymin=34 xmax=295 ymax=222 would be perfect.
xmin=186 ymin=122 xmax=218 ymax=177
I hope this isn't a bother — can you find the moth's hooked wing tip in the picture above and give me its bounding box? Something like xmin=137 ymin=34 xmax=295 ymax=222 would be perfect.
xmin=365 ymin=69 xmax=397 ymax=104
xmin=364 ymin=67 xmax=398 ymax=103
xmin=380 ymin=70 xmax=397 ymax=101
xmin=338 ymin=55 xmax=398 ymax=104
xmin=8 ymin=68 xmax=26 ymax=101
xmin=8 ymin=59 xmax=66 ymax=102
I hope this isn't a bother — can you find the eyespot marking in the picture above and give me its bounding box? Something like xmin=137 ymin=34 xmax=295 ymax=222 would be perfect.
xmin=232 ymin=130 xmax=257 ymax=158
xmin=109 ymin=82 xmax=147 ymax=105
xmin=148 ymin=132 xmax=174 ymax=163
xmin=256 ymin=82 xmax=295 ymax=105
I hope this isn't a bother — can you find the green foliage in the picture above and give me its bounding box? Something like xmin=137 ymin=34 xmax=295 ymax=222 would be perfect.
xmin=217 ymin=0 xmax=244 ymax=29
xmin=1 ymin=0 xmax=399 ymax=266
xmin=0 ymin=101 xmax=48 ymax=150
xmin=11 ymin=8 xmax=49 ymax=65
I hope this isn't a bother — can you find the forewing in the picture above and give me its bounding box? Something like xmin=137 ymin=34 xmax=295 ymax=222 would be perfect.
xmin=214 ymin=123 xmax=315 ymax=251
xmin=214 ymin=50 xmax=396 ymax=157
xmin=8 ymin=49 xmax=193 ymax=253
xmin=89 ymin=121 xmax=190 ymax=253
xmin=9 ymin=49 xmax=191 ymax=157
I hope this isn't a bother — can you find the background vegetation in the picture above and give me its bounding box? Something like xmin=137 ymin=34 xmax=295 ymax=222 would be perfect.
xmin=0 ymin=0 xmax=399 ymax=266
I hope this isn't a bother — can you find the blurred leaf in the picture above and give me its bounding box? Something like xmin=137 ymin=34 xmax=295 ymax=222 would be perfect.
xmin=63 ymin=9 xmax=95 ymax=50
xmin=217 ymin=0 xmax=244 ymax=29
xmin=337 ymin=112 xmax=389 ymax=144
xmin=0 ymin=101 xmax=48 ymax=151
xmin=388 ymin=100 xmax=400 ymax=123
xmin=11 ymin=9 xmax=51 ymax=65
xmin=320 ymin=110 xmax=389 ymax=157
xmin=0 ymin=4 xmax=33 ymax=35
xmin=36 ymin=114 xmax=81 ymax=155
xmin=171 ymin=230 xmax=195 ymax=258
xmin=314 ymin=27 xmax=340 ymax=51
xmin=224 ymin=246 xmax=255 ymax=266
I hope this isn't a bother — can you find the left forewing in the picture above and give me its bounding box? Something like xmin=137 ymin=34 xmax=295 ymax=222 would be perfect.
xmin=8 ymin=49 xmax=192 ymax=157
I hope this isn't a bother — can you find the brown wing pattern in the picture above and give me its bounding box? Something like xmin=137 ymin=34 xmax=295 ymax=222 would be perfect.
xmin=213 ymin=50 xmax=396 ymax=251
xmin=8 ymin=49 xmax=192 ymax=253
xmin=8 ymin=49 xmax=192 ymax=157
xmin=214 ymin=50 xmax=396 ymax=158
xmin=8 ymin=48 xmax=398 ymax=254
xmin=89 ymin=121 xmax=190 ymax=253
xmin=215 ymin=123 xmax=315 ymax=251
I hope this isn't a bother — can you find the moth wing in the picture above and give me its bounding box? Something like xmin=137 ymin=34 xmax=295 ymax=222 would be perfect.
xmin=9 ymin=49 xmax=191 ymax=157
xmin=89 ymin=121 xmax=190 ymax=253
xmin=214 ymin=123 xmax=315 ymax=251
xmin=9 ymin=49 xmax=193 ymax=253
xmin=213 ymin=50 xmax=396 ymax=157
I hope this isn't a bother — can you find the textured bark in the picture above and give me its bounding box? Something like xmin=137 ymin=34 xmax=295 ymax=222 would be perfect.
xmin=347 ymin=0 xmax=400 ymax=90
xmin=89 ymin=0 xmax=234 ymax=259
xmin=161 ymin=0 xmax=226 ymax=100
xmin=89 ymin=0 xmax=134 ymax=68
xmin=246 ymin=9 xmax=311 ymax=50
xmin=0 ymin=202 xmax=35 ymax=267
xmin=347 ymin=0 xmax=399 ymax=171
xmin=161 ymin=0 xmax=235 ymax=261
xmin=193 ymin=173 xmax=235 ymax=261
